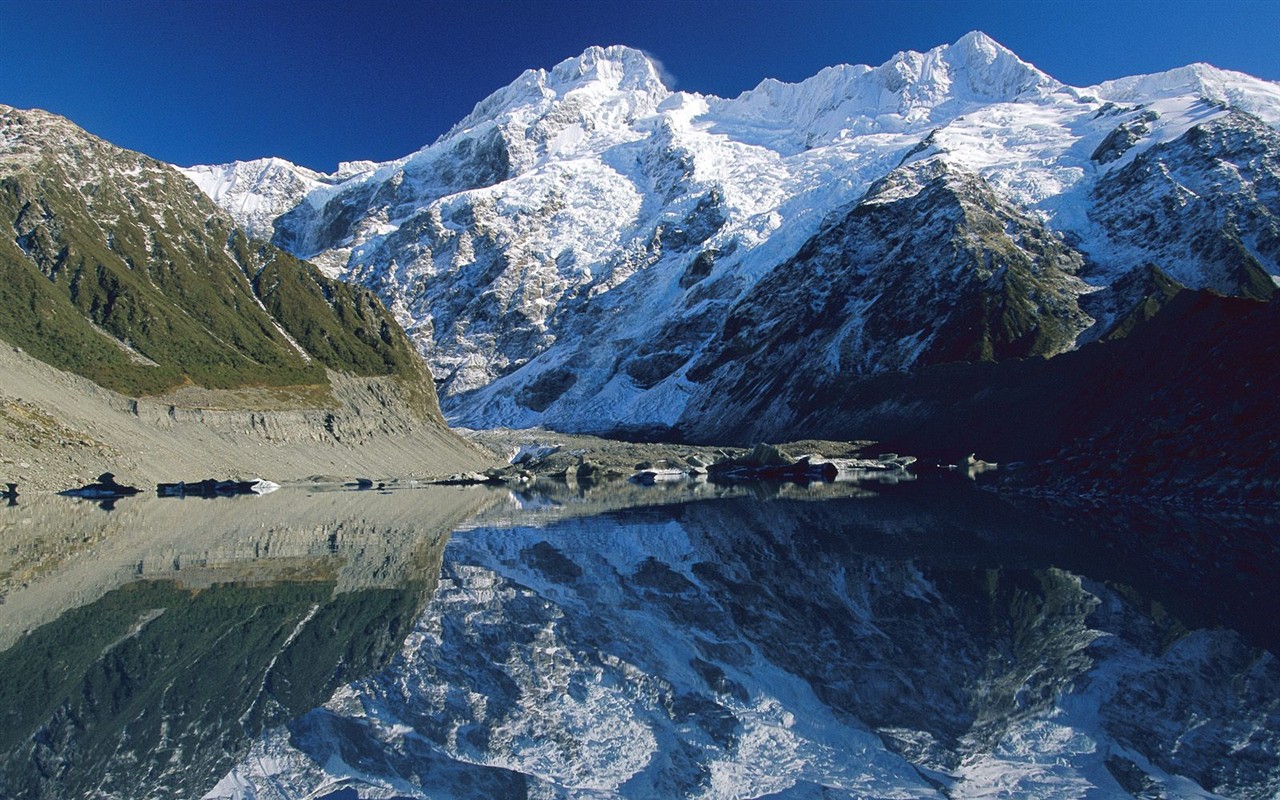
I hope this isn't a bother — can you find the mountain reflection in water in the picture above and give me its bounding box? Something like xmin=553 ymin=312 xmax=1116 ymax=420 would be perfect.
xmin=1 ymin=479 xmax=1277 ymax=799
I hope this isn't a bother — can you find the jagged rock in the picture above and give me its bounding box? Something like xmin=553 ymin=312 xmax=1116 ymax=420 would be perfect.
xmin=1089 ymin=111 xmax=1280 ymax=300
xmin=631 ymin=467 xmax=689 ymax=484
xmin=709 ymin=445 xmax=835 ymax=482
xmin=957 ymin=454 xmax=999 ymax=479
xmin=684 ymin=454 xmax=710 ymax=474
xmin=432 ymin=472 xmax=492 ymax=486
xmin=746 ymin=443 xmax=794 ymax=467
xmin=1091 ymin=108 xmax=1159 ymax=163
xmin=571 ymin=459 xmax=604 ymax=481
xmin=509 ymin=444 xmax=561 ymax=465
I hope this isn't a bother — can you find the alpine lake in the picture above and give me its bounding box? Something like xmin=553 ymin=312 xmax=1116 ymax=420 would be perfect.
xmin=1 ymin=471 xmax=1277 ymax=800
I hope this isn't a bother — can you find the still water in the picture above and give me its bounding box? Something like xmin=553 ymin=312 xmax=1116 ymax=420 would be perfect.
xmin=0 ymin=478 xmax=1276 ymax=799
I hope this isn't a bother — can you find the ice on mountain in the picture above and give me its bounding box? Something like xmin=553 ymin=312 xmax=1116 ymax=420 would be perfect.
xmin=182 ymin=32 xmax=1280 ymax=434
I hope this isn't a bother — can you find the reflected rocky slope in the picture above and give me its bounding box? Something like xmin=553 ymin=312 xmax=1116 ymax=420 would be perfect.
xmin=213 ymin=488 xmax=1280 ymax=799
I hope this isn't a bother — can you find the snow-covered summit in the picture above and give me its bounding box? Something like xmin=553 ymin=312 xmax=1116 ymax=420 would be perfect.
xmin=712 ymin=31 xmax=1058 ymax=151
xmin=1092 ymin=62 xmax=1280 ymax=126
xmin=183 ymin=33 xmax=1280 ymax=434
xmin=208 ymin=30 xmax=1073 ymax=255
xmin=443 ymin=44 xmax=670 ymax=142
xmin=870 ymin=29 xmax=1058 ymax=105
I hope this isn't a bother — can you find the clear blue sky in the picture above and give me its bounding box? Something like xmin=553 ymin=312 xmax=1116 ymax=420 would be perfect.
xmin=2 ymin=0 xmax=1277 ymax=172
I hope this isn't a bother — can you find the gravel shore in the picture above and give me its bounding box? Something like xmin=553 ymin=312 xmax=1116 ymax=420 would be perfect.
xmin=459 ymin=427 xmax=880 ymax=480
xmin=0 ymin=344 xmax=493 ymax=493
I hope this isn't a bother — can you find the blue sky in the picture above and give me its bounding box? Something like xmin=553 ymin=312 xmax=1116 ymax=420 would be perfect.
xmin=2 ymin=0 xmax=1278 ymax=172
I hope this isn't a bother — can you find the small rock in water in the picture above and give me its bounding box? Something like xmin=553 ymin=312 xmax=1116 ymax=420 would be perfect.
xmin=433 ymin=472 xmax=491 ymax=486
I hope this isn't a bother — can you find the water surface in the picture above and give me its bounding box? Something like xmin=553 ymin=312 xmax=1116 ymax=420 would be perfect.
xmin=1 ymin=479 xmax=1276 ymax=799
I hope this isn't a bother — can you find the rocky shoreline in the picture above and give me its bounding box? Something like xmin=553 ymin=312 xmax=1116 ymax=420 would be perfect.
xmin=0 ymin=336 xmax=926 ymax=499
xmin=7 ymin=333 xmax=1275 ymax=511
xmin=448 ymin=429 xmax=919 ymax=489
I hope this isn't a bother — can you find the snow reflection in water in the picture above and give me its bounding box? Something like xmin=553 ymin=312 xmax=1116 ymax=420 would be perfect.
xmin=0 ymin=480 xmax=1275 ymax=799
xmin=205 ymin=483 xmax=1279 ymax=800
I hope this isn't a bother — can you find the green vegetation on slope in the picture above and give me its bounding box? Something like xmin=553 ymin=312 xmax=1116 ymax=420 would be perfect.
xmin=239 ymin=236 xmax=424 ymax=382
xmin=0 ymin=105 xmax=431 ymax=402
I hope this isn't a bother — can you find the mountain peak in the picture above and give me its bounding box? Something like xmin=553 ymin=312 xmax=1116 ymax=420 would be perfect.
xmin=863 ymin=32 xmax=1055 ymax=107
xmin=178 ymin=157 xmax=335 ymax=241
xmin=444 ymin=44 xmax=668 ymax=140
xmin=2 ymin=103 xmax=164 ymax=183
xmin=938 ymin=30 xmax=1058 ymax=99
xmin=548 ymin=45 xmax=666 ymax=93
xmin=950 ymin=30 xmax=1005 ymax=60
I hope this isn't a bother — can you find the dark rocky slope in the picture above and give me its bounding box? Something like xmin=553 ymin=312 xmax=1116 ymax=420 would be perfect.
xmin=683 ymin=160 xmax=1090 ymax=428
xmin=699 ymin=288 xmax=1280 ymax=505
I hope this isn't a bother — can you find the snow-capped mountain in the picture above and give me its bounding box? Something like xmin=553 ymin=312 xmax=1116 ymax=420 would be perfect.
xmin=181 ymin=157 xmax=376 ymax=242
xmin=185 ymin=33 xmax=1280 ymax=435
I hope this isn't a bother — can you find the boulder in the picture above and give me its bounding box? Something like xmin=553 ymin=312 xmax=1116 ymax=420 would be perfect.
xmin=746 ymin=443 xmax=794 ymax=467
xmin=61 ymin=472 xmax=142 ymax=499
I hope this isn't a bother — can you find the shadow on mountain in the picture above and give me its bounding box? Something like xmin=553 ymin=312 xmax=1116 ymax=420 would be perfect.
xmin=693 ymin=290 xmax=1280 ymax=505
